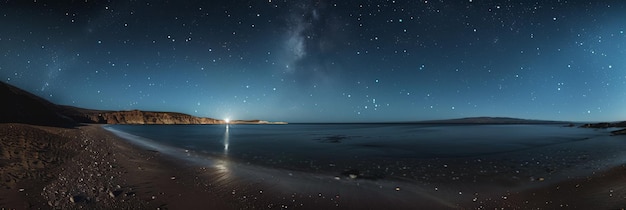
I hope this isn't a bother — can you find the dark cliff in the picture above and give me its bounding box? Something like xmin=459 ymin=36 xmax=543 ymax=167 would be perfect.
xmin=1 ymin=81 xmax=224 ymax=125
xmin=0 ymin=82 xmax=75 ymax=127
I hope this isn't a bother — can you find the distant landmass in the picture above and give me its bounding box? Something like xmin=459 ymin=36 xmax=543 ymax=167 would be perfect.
xmin=416 ymin=117 xmax=566 ymax=124
xmin=0 ymin=81 xmax=286 ymax=126
xmin=417 ymin=117 xmax=625 ymax=135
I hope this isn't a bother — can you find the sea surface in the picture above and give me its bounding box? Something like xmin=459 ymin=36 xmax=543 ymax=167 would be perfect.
xmin=105 ymin=123 xmax=626 ymax=207
xmin=105 ymin=123 xmax=626 ymax=182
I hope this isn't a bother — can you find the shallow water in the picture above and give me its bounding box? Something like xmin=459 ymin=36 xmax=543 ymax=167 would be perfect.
xmin=106 ymin=124 xmax=624 ymax=178
xmin=106 ymin=123 xmax=626 ymax=208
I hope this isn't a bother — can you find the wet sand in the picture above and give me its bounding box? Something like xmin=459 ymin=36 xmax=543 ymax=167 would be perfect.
xmin=1 ymin=123 xmax=626 ymax=209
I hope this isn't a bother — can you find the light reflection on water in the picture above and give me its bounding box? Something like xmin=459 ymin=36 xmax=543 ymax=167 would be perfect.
xmin=217 ymin=124 xmax=232 ymax=181
xmin=224 ymin=124 xmax=229 ymax=154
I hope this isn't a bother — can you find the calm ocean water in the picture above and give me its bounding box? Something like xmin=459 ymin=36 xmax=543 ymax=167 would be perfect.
xmin=106 ymin=123 xmax=626 ymax=186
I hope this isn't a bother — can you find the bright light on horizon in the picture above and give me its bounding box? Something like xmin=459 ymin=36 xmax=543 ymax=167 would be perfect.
xmin=224 ymin=118 xmax=230 ymax=124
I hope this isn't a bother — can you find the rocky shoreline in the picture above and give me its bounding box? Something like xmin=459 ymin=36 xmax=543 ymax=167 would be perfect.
xmin=580 ymin=121 xmax=626 ymax=135
xmin=0 ymin=123 xmax=234 ymax=209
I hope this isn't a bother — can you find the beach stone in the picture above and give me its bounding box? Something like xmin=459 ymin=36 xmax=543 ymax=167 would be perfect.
xmin=69 ymin=195 xmax=80 ymax=203
xmin=341 ymin=169 xmax=360 ymax=179
xmin=109 ymin=190 xmax=123 ymax=198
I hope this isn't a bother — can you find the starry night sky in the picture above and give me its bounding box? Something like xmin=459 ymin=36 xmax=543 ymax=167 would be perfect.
xmin=1 ymin=1 xmax=625 ymax=123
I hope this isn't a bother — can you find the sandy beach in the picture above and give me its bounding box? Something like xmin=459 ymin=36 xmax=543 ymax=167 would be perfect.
xmin=2 ymin=123 xmax=626 ymax=209
xmin=0 ymin=123 xmax=234 ymax=209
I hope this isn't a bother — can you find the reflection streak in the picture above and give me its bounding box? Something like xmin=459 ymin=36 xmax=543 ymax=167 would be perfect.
xmin=224 ymin=124 xmax=229 ymax=154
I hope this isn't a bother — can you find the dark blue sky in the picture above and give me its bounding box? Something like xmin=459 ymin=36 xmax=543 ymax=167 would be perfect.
xmin=1 ymin=1 xmax=625 ymax=122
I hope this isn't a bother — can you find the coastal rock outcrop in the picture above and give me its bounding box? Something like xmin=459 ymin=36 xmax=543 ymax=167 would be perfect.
xmin=612 ymin=129 xmax=626 ymax=136
xmin=581 ymin=121 xmax=626 ymax=135
xmin=580 ymin=123 xmax=614 ymax=128
xmin=580 ymin=122 xmax=626 ymax=129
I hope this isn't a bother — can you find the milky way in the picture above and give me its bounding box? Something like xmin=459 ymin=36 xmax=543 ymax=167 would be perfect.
xmin=1 ymin=1 xmax=625 ymax=122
